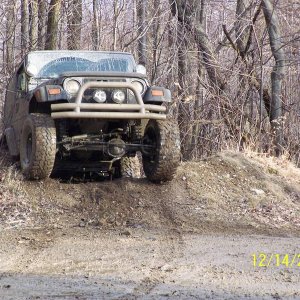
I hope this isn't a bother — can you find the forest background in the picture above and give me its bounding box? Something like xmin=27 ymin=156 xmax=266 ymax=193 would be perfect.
xmin=0 ymin=0 xmax=299 ymax=162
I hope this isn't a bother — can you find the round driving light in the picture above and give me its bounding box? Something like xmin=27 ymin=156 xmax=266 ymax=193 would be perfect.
xmin=112 ymin=90 xmax=126 ymax=104
xmin=131 ymin=80 xmax=145 ymax=94
xmin=64 ymin=79 xmax=81 ymax=95
xmin=93 ymin=90 xmax=107 ymax=103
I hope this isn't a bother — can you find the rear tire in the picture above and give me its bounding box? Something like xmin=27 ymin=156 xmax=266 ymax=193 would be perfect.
xmin=120 ymin=156 xmax=141 ymax=178
xmin=20 ymin=114 xmax=56 ymax=180
xmin=142 ymin=119 xmax=180 ymax=182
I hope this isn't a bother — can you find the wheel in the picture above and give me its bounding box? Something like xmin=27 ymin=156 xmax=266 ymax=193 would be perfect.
xmin=20 ymin=114 xmax=56 ymax=179
xmin=142 ymin=119 xmax=181 ymax=182
xmin=120 ymin=156 xmax=141 ymax=178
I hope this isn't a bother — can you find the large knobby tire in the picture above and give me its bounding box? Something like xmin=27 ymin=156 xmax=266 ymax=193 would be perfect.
xmin=120 ymin=156 xmax=141 ymax=178
xmin=142 ymin=119 xmax=181 ymax=183
xmin=20 ymin=114 xmax=56 ymax=180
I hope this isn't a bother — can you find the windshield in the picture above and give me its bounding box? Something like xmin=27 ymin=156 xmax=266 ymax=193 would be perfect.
xmin=26 ymin=51 xmax=136 ymax=78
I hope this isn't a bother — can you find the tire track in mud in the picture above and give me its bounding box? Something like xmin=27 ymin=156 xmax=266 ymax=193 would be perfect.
xmin=118 ymin=232 xmax=183 ymax=299
xmin=120 ymin=193 xmax=186 ymax=298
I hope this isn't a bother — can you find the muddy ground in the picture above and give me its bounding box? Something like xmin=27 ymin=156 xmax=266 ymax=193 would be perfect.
xmin=1 ymin=151 xmax=300 ymax=299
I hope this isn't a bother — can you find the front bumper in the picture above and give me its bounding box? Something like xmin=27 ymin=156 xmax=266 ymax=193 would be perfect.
xmin=51 ymin=82 xmax=167 ymax=120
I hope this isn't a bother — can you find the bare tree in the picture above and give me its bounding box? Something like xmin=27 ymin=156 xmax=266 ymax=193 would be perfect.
xmin=92 ymin=0 xmax=100 ymax=50
xmin=262 ymin=0 xmax=285 ymax=156
xmin=5 ymin=1 xmax=16 ymax=74
xmin=112 ymin=0 xmax=125 ymax=51
xmin=37 ymin=0 xmax=48 ymax=50
xmin=29 ymin=0 xmax=39 ymax=50
xmin=21 ymin=0 xmax=29 ymax=53
xmin=150 ymin=0 xmax=160 ymax=81
xmin=177 ymin=24 xmax=192 ymax=158
xmin=67 ymin=0 xmax=82 ymax=50
xmin=137 ymin=0 xmax=147 ymax=66
xmin=191 ymin=0 xmax=206 ymax=156
xmin=235 ymin=0 xmax=251 ymax=58
xmin=170 ymin=0 xmax=237 ymax=138
xmin=0 ymin=0 xmax=297 ymax=160
xmin=45 ymin=0 xmax=62 ymax=50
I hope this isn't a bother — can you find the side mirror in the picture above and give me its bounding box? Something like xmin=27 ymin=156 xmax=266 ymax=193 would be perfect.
xmin=26 ymin=64 xmax=38 ymax=77
xmin=18 ymin=73 xmax=26 ymax=91
xmin=136 ymin=64 xmax=146 ymax=75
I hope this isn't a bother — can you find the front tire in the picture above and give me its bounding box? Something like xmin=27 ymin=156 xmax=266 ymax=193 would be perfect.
xmin=20 ymin=114 xmax=56 ymax=180
xmin=142 ymin=119 xmax=181 ymax=182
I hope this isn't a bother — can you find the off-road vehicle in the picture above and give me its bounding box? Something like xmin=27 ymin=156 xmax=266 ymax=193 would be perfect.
xmin=2 ymin=51 xmax=180 ymax=181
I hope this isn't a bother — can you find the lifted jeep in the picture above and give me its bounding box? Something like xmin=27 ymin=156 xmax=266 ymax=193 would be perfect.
xmin=3 ymin=51 xmax=180 ymax=182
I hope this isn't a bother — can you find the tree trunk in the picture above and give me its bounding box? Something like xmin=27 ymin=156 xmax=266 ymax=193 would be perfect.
xmin=29 ymin=0 xmax=39 ymax=50
xmin=21 ymin=0 xmax=29 ymax=53
xmin=262 ymin=0 xmax=285 ymax=155
xmin=177 ymin=25 xmax=191 ymax=159
xmin=137 ymin=0 xmax=147 ymax=66
xmin=45 ymin=0 xmax=62 ymax=50
xmin=92 ymin=0 xmax=100 ymax=50
xmin=67 ymin=0 xmax=82 ymax=50
xmin=235 ymin=0 xmax=251 ymax=58
xmin=234 ymin=0 xmax=252 ymax=148
xmin=112 ymin=0 xmax=118 ymax=50
xmin=151 ymin=0 xmax=160 ymax=83
xmin=38 ymin=0 xmax=48 ymax=50
xmin=6 ymin=1 xmax=16 ymax=74
xmin=191 ymin=0 xmax=206 ymax=157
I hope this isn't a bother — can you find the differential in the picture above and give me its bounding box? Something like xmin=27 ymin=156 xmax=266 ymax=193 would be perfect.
xmin=107 ymin=138 xmax=126 ymax=158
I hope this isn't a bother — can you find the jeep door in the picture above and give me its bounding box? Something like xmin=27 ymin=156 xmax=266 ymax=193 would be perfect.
xmin=11 ymin=64 xmax=30 ymax=149
xmin=3 ymin=75 xmax=17 ymax=129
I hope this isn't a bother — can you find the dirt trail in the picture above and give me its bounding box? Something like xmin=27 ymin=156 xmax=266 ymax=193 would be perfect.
xmin=1 ymin=228 xmax=300 ymax=299
xmin=1 ymin=151 xmax=300 ymax=299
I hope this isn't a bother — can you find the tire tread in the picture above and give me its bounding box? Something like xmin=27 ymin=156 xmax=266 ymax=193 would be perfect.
xmin=21 ymin=114 xmax=56 ymax=179
xmin=143 ymin=119 xmax=181 ymax=182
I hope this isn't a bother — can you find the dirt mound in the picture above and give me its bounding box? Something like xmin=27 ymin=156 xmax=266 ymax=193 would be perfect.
xmin=177 ymin=152 xmax=300 ymax=234
xmin=1 ymin=150 xmax=300 ymax=235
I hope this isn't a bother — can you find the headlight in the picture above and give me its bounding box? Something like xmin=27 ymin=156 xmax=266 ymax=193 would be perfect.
xmin=93 ymin=90 xmax=107 ymax=103
xmin=63 ymin=79 xmax=81 ymax=95
xmin=131 ymin=80 xmax=145 ymax=94
xmin=112 ymin=90 xmax=126 ymax=104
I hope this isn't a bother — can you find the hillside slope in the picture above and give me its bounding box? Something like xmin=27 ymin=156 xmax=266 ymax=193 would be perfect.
xmin=1 ymin=150 xmax=300 ymax=235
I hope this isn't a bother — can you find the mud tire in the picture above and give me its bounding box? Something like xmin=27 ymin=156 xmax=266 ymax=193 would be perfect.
xmin=20 ymin=114 xmax=56 ymax=180
xmin=120 ymin=156 xmax=141 ymax=178
xmin=142 ymin=119 xmax=180 ymax=183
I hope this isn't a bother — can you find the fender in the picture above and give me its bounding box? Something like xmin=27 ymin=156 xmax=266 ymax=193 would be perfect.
xmin=4 ymin=127 xmax=19 ymax=157
xmin=143 ymin=86 xmax=172 ymax=104
xmin=33 ymin=85 xmax=69 ymax=102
